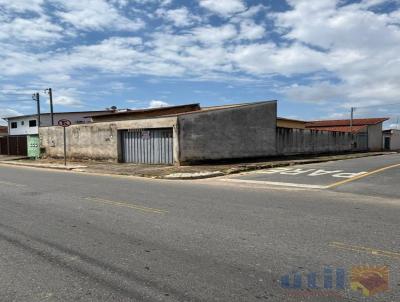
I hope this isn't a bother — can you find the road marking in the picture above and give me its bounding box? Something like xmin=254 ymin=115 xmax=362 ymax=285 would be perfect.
xmin=253 ymin=167 xmax=367 ymax=179
xmin=219 ymin=179 xmax=326 ymax=189
xmin=0 ymin=180 xmax=26 ymax=187
xmin=83 ymin=197 xmax=168 ymax=214
xmin=326 ymin=163 xmax=400 ymax=189
xmin=329 ymin=242 xmax=400 ymax=260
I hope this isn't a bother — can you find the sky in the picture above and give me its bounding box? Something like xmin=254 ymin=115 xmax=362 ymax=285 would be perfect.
xmin=0 ymin=0 xmax=400 ymax=127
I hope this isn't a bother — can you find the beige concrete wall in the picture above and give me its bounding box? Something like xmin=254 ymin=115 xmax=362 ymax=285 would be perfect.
xmin=277 ymin=119 xmax=306 ymax=129
xmin=40 ymin=117 xmax=177 ymax=161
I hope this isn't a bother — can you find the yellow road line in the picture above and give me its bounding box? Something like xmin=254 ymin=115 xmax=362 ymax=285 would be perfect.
xmin=329 ymin=242 xmax=400 ymax=260
xmin=0 ymin=180 xmax=26 ymax=187
xmin=83 ymin=197 xmax=168 ymax=214
xmin=326 ymin=163 xmax=400 ymax=189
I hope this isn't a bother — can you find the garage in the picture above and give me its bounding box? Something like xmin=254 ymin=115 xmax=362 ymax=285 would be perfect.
xmin=120 ymin=128 xmax=174 ymax=164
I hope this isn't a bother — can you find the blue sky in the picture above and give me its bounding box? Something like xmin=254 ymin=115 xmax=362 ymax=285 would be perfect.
xmin=0 ymin=0 xmax=400 ymax=127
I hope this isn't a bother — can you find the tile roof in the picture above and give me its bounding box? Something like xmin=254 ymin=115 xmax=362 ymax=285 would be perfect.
xmin=306 ymin=118 xmax=389 ymax=127
xmin=308 ymin=125 xmax=367 ymax=133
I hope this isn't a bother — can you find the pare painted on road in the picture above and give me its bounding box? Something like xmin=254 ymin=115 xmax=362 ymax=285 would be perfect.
xmin=257 ymin=167 xmax=367 ymax=178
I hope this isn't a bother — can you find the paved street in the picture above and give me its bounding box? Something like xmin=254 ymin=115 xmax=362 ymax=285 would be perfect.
xmin=0 ymin=154 xmax=399 ymax=301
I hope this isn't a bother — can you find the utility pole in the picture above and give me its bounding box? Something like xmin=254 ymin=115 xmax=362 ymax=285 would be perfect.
xmin=45 ymin=88 xmax=54 ymax=126
xmin=32 ymin=92 xmax=40 ymax=127
xmin=349 ymin=107 xmax=356 ymax=149
xmin=350 ymin=107 xmax=355 ymax=133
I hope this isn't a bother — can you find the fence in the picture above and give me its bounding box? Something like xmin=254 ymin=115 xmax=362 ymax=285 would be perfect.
xmin=276 ymin=128 xmax=368 ymax=155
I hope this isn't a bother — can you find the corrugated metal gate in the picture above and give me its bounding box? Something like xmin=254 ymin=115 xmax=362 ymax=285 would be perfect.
xmin=121 ymin=128 xmax=174 ymax=164
xmin=0 ymin=136 xmax=28 ymax=156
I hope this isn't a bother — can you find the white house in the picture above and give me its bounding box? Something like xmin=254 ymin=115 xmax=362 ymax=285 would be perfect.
xmin=383 ymin=129 xmax=400 ymax=150
xmin=3 ymin=111 xmax=113 ymax=136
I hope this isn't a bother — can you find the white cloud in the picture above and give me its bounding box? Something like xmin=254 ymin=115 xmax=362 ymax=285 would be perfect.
xmin=53 ymin=0 xmax=145 ymax=31
xmin=231 ymin=42 xmax=326 ymax=76
xmin=281 ymin=82 xmax=346 ymax=104
xmin=0 ymin=0 xmax=44 ymax=13
xmin=0 ymin=108 xmax=22 ymax=122
xmin=0 ymin=16 xmax=64 ymax=43
xmin=53 ymin=95 xmax=83 ymax=107
xmin=198 ymin=0 xmax=246 ymax=16
xmin=148 ymin=100 xmax=170 ymax=108
xmin=0 ymin=0 xmax=399 ymax=113
xmin=192 ymin=24 xmax=237 ymax=45
xmin=272 ymin=0 xmax=400 ymax=106
xmin=156 ymin=7 xmax=200 ymax=27
xmin=238 ymin=20 xmax=266 ymax=40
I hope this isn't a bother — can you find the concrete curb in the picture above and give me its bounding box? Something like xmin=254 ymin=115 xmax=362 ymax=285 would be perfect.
xmin=0 ymin=152 xmax=395 ymax=180
xmin=163 ymin=152 xmax=395 ymax=180
xmin=164 ymin=171 xmax=225 ymax=180
xmin=0 ymin=161 xmax=87 ymax=171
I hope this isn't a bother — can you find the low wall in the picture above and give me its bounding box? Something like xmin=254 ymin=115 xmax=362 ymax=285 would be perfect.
xmin=367 ymin=124 xmax=383 ymax=151
xmin=39 ymin=117 xmax=177 ymax=161
xmin=276 ymin=127 xmax=367 ymax=155
xmin=178 ymin=101 xmax=277 ymax=163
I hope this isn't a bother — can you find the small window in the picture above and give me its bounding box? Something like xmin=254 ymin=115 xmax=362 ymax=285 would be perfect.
xmin=29 ymin=120 xmax=37 ymax=127
xmin=11 ymin=122 xmax=17 ymax=129
xmin=21 ymin=121 xmax=25 ymax=126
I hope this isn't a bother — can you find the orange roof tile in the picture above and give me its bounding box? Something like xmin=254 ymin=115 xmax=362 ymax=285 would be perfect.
xmin=306 ymin=118 xmax=389 ymax=128
xmin=308 ymin=125 xmax=367 ymax=133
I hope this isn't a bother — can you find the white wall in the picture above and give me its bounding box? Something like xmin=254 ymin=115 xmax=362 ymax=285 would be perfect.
xmin=384 ymin=130 xmax=400 ymax=150
xmin=7 ymin=112 xmax=102 ymax=136
xmin=8 ymin=116 xmax=39 ymax=135
xmin=391 ymin=130 xmax=400 ymax=150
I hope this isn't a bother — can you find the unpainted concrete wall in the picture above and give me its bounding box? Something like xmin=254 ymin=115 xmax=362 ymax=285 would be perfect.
xmin=367 ymin=124 xmax=383 ymax=151
xmin=177 ymin=102 xmax=277 ymax=163
xmin=276 ymin=127 xmax=367 ymax=155
xmin=40 ymin=117 xmax=178 ymax=161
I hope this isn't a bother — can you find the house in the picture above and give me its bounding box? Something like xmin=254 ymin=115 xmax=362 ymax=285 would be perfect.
xmin=305 ymin=118 xmax=389 ymax=151
xmin=383 ymin=129 xmax=400 ymax=150
xmin=39 ymin=101 xmax=371 ymax=165
xmin=3 ymin=110 xmax=114 ymax=136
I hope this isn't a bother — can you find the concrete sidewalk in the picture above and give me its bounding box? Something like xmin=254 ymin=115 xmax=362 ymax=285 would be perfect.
xmin=0 ymin=151 xmax=395 ymax=180
xmin=0 ymin=155 xmax=28 ymax=161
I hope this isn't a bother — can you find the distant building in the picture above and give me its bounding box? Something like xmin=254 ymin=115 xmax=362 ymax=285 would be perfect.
xmin=3 ymin=111 xmax=113 ymax=136
xmin=90 ymin=104 xmax=201 ymax=123
xmin=277 ymin=117 xmax=306 ymax=129
xmin=383 ymin=129 xmax=400 ymax=150
xmin=305 ymin=118 xmax=389 ymax=151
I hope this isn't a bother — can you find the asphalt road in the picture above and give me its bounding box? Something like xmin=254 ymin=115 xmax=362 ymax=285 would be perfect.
xmin=0 ymin=154 xmax=399 ymax=301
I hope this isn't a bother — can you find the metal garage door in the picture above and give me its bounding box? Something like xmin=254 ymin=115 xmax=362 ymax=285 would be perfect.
xmin=121 ymin=128 xmax=174 ymax=164
xmin=0 ymin=135 xmax=27 ymax=156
